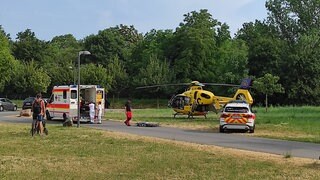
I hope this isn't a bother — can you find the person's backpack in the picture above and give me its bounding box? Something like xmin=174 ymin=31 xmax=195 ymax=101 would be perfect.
xmin=33 ymin=100 xmax=42 ymax=114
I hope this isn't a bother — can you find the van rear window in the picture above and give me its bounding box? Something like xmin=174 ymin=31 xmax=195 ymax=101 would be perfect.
xmin=225 ymin=107 xmax=248 ymax=113
xmin=71 ymin=90 xmax=77 ymax=99
xmin=63 ymin=90 xmax=67 ymax=99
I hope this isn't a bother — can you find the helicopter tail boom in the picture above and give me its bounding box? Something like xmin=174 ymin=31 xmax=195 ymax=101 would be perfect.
xmin=233 ymin=89 xmax=253 ymax=104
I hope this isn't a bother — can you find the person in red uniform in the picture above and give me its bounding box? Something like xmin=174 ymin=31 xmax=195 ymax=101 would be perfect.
xmin=124 ymin=99 xmax=132 ymax=126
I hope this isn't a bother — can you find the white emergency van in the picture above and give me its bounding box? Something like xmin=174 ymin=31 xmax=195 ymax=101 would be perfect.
xmin=46 ymin=85 xmax=105 ymax=121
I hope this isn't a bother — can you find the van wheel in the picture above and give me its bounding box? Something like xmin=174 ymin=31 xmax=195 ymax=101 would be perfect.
xmin=46 ymin=110 xmax=52 ymax=120
xmin=249 ymin=125 xmax=255 ymax=133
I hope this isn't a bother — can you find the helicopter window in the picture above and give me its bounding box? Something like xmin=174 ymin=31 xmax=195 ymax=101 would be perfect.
xmin=184 ymin=97 xmax=190 ymax=104
xmin=200 ymin=93 xmax=211 ymax=99
xmin=172 ymin=96 xmax=185 ymax=109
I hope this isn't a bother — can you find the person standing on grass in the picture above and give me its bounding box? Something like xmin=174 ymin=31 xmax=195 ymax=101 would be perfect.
xmin=89 ymin=101 xmax=95 ymax=123
xmin=124 ymin=99 xmax=132 ymax=126
xmin=32 ymin=93 xmax=46 ymax=135
xmin=97 ymin=101 xmax=102 ymax=124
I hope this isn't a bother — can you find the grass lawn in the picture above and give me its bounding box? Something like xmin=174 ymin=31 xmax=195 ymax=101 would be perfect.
xmin=105 ymin=106 xmax=320 ymax=143
xmin=0 ymin=123 xmax=319 ymax=179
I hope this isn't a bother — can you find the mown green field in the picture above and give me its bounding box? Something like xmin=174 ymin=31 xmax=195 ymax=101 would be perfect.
xmin=0 ymin=123 xmax=319 ymax=179
xmin=12 ymin=98 xmax=320 ymax=143
xmin=106 ymin=106 xmax=320 ymax=143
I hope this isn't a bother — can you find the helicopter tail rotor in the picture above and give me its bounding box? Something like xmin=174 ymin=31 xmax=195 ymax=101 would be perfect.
xmin=239 ymin=78 xmax=253 ymax=89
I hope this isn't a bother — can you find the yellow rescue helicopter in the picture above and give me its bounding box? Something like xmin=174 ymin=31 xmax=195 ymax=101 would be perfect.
xmin=137 ymin=79 xmax=253 ymax=118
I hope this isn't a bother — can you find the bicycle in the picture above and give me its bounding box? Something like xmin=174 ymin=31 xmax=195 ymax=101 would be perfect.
xmin=30 ymin=119 xmax=48 ymax=136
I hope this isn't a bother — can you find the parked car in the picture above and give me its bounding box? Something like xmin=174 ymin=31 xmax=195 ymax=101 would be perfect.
xmin=219 ymin=100 xmax=256 ymax=133
xmin=22 ymin=97 xmax=48 ymax=110
xmin=0 ymin=98 xmax=18 ymax=111
xmin=22 ymin=97 xmax=36 ymax=110
xmin=43 ymin=98 xmax=49 ymax=105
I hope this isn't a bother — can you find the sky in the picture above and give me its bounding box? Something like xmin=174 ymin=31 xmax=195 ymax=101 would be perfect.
xmin=0 ymin=0 xmax=268 ymax=41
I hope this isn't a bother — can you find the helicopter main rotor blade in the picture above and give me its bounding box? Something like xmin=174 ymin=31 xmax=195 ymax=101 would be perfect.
xmin=136 ymin=83 xmax=189 ymax=89
xmin=202 ymin=83 xmax=240 ymax=87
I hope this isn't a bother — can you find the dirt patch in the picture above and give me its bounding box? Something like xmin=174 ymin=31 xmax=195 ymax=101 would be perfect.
xmin=19 ymin=109 xmax=32 ymax=117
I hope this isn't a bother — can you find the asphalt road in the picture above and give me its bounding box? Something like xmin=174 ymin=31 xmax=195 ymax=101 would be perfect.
xmin=1 ymin=111 xmax=319 ymax=160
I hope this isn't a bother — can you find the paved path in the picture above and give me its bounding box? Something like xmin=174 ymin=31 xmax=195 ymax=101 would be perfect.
xmin=1 ymin=111 xmax=319 ymax=159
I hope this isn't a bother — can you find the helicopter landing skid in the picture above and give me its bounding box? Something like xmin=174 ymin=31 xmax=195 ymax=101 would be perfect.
xmin=173 ymin=112 xmax=207 ymax=119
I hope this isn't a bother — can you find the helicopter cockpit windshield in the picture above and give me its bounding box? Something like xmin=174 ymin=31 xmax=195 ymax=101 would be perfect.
xmin=169 ymin=95 xmax=190 ymax=109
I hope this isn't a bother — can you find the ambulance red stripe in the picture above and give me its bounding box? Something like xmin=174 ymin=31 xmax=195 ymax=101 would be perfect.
xmin=52 ymin=89 xmax=70 ymax=92
xmin=47 ymin=104 xmax=70 ymax=109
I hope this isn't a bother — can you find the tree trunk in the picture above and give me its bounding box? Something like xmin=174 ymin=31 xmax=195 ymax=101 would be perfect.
xmin=157 ymin=97 xmax=159 ymax=109
xmin=112 ymin=94 xmax=115 ymax=109
xmin=265 ymin=94 xmax=268 ymax=112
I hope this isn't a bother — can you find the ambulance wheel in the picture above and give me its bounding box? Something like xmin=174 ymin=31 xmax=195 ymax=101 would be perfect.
xmin=219 ymin=126 xmax=224 ymax=133
xmin=46 ymin=110 xmax=52 ymax=120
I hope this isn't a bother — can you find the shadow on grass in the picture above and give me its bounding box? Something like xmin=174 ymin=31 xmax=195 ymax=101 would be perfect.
xmin=304 ymin=161 xmax=320 ymax=169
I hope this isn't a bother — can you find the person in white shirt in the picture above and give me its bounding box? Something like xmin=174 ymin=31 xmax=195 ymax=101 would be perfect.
xmin=97 ymin=102 xmax=102 ymax=124
xmin=88 ymin=101 xmax=95 ymax=123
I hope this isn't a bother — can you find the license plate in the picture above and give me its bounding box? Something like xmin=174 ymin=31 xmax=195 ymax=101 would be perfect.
xmin=26 ymin=103 xmax=31 ymax=105
xmin=232 ymin=115 xmax=241 ymax=119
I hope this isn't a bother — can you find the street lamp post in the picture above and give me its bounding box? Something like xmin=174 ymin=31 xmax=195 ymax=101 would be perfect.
xmin=77 ymin=51 xmax=91 ymax=128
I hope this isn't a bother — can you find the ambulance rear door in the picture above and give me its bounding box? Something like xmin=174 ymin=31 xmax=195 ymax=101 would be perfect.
xmin=69 ymin=86 xmax=78 ymax=118
xmin=96 ymin=88 xmax=105 ymax=116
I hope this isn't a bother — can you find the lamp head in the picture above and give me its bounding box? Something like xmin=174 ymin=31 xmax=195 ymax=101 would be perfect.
xmin=79 ymin=51 xmax=91 ymax=55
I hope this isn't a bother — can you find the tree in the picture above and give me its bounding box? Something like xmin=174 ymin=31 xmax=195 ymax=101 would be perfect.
xmin=216 ymin=23 xmax=231 ymax=45
xmin=171 ymin=9 xmax=218 ymax=82
xmin=266 ymin=0 xmax=320 ymax=43
xmin=10 ymin=61 xmax=51 ymax=96
xmin=45 ymin=62 xmax=75 ymax=88
xmin=214 ymin=39 xmax=249 ymax=84
xmin=12 ymin=29 xmax=49 ymax=63
xmin=265 ymin=0 xmax=320 ymax=104
xmin=83 ymin=25 xmax=142 ymax=67
xmin=284 ymin=31 xmax=320 ymax=104
xmin=0 ymin=27 xmax=16 ymax=93
xmin=236 ymin=21 xmax=285 ymax=78
xmin=107 ymin=56 xmax=129 ymax=97
xmin=130 ymin=29 xmax=174 ymax=76
xmin=50 ymin=34 xmax=81 ymax=49
xmin=47 ymin=34 xmax=81 ymax=66
xmin=133 ymin=54 xmax=173 ymax=106
xmin=44 ymin=34 xmax=82 ymax=88
xmin=80 ymin=63 xmax=112 ymax=90
xmin=253 ymin=73 xmax=284 ymax=112
xmin=134 ymin=54 xmax=173 ymax=94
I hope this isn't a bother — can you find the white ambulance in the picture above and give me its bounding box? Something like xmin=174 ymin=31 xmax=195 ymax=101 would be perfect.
xmin=46 ymin=85 xmax=105 ymax=121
